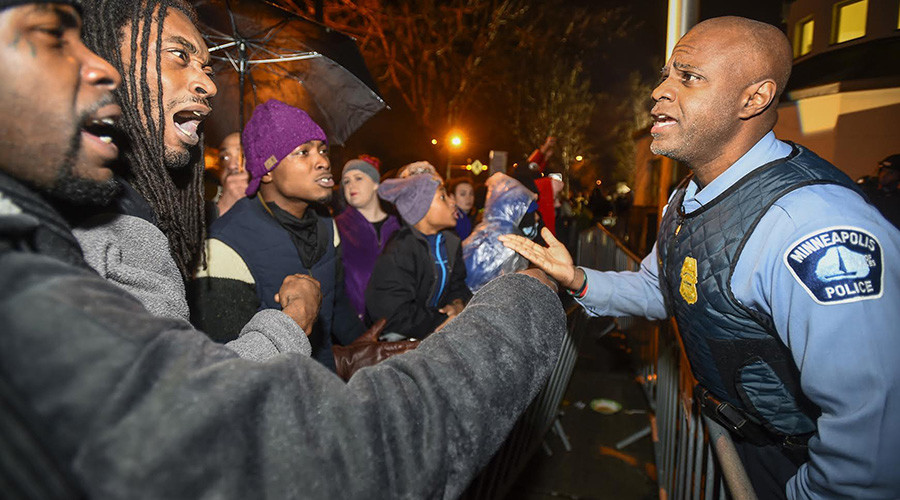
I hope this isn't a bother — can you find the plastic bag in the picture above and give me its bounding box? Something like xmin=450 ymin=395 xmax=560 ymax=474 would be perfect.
xmin=462 ymin=173 xmax=537 ymax=291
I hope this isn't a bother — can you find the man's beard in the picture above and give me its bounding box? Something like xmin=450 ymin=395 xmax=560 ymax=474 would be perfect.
xmin=162 ymin=94 xmax=209 ymax=171
xmin=164 ymin=146 xmax=191 ymax=171
xmin=47 ymin=128 xmax=121 ymax=206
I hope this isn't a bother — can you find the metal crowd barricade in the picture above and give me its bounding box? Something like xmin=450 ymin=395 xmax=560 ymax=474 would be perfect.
xmin=462 ymin=224 xmax=756 ymax=499
xmin=575 ymin=224 xmax=757 ymax=500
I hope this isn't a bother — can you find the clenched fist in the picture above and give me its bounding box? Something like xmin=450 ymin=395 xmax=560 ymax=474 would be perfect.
xmin=274 ymin=274 xmax=322 ymax=334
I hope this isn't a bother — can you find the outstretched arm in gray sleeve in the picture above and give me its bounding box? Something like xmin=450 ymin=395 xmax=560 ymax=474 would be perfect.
xmin=1 ymin=255 xmax=566 ymax=499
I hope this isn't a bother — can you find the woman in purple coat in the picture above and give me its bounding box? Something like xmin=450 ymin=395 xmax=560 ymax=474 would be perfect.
xmin=335 ymin=157 xmax=401 ymax=319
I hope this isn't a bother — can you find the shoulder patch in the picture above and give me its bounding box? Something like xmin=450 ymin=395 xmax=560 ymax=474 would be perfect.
xmin=784 ymin=226 xmax=883 ymax=305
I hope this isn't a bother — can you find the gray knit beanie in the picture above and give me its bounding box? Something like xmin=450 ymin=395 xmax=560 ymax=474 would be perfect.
xmin=343 ymin=159 xmax=380 ymax=184
xmin=378 ymin=174 xmax=440 ymax=225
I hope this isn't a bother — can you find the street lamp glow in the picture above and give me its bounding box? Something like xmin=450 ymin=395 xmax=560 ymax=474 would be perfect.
xmin=450 ymin=136 xmax=462 ymax=147
xmin=575 ymin=155 xmax=583 ymax=162
xmin=431 ymin=138 xmax=438 ymax=145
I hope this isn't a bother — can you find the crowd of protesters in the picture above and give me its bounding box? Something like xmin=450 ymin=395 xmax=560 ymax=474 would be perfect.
xmin=0 ymin=0 xmax=567 ymax=497
xmin=195 ymin=115 xmax=577 ymax=348
xmin=1 ymin=0 xmax=898 ymax=498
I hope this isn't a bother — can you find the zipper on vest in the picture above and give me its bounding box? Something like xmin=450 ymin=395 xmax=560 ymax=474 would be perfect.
xmin=675 ymin=204 xmax=687 ymax=237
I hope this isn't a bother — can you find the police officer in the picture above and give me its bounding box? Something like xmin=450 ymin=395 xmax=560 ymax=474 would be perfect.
xmin=501 ymin=16 xmax=900 ymax=500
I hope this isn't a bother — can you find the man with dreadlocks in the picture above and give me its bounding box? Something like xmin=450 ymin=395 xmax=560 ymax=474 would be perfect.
xmin=61 ymin=0 xmax=315 ymax=359
xmin=75 ymin=0 xmax=209 ymax=281
xmin=1 ymin=6 xmax=565 ymax=497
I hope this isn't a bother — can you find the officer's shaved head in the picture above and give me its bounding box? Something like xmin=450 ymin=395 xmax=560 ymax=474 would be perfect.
xmin=649 ymin=16 xmax=793 ymax=182
xmin=686 ymin=16 xmax=793 ymax=105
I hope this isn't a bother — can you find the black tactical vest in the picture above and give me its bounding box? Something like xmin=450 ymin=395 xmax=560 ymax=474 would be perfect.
xmin=657 ymin=144 xmax=863 ymax=436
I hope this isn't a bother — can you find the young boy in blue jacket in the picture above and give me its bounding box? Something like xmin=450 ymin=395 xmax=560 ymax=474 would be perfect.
xmin=366 ymin=173 xmax=472 ymax=338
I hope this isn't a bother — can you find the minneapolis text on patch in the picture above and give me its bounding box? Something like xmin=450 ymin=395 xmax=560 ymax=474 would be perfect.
xmin=789 ymin=230 xmax=876 ymax=264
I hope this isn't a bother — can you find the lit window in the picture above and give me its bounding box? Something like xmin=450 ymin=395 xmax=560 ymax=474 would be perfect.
xmin=832 ymin=0 xmax=868 ymax=44
xmin=794 ymin=17 xmax=815 ymax=57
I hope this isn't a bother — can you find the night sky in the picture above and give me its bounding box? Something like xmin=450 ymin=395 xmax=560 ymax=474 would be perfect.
xmin=340 ymin=0 xmax=788 ymax=172
xmin=585 ymin=0 xmax=785 ymax=94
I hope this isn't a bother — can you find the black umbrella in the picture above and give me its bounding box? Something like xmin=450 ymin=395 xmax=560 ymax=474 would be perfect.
xmin=194 ymin=0 xmax=387 ymax=146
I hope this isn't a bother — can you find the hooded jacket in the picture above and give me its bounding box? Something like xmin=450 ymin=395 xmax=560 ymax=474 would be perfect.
xmin=365 ymin=226 xmax=471 ymax=338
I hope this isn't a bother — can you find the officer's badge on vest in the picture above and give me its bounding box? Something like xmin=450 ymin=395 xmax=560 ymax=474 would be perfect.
xmin=679 ymin=256 xmax=698 ymax=304
xmin=784 ymin=226 xmax=883 ymax=304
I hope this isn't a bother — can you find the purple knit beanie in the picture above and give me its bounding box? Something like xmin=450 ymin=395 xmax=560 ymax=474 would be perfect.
xmin=378 ymin=174 xmax=440 ymax=225
xmin=242 ymin=99 xmax=327 ymax=196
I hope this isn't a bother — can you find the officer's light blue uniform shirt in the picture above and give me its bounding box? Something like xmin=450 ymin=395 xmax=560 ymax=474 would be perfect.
xmin=577 ymin=131 xmax=900 ymax=499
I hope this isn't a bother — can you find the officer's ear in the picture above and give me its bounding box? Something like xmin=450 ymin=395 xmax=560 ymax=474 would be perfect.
xmin=739 ymin=79 xmax=777 ymax=119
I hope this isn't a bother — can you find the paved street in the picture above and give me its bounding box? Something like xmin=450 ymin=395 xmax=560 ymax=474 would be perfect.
xmin=507 ymin=315 xmax=658 ymax=500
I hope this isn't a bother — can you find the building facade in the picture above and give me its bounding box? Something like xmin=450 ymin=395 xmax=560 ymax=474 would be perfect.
xmin=777 ymin=0 xmax=900 ymax=181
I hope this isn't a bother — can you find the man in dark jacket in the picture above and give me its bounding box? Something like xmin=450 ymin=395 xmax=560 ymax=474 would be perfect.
xmin=0 ymin=2 xmax=566 ymax=498
xmin=192 ymin=99 xmax=364 ymax=370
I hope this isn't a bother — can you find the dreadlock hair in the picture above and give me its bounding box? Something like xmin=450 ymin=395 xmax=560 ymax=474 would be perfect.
xmin=82 ymin=0 xmax=205 ymax=280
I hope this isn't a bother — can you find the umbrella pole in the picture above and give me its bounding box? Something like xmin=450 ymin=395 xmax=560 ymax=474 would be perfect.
xmin=239 ymin=41 xmax=247 ymax=131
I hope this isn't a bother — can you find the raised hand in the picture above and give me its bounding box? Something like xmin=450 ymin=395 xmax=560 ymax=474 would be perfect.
xmin=217 ymin=170 xmax=250 ymax=216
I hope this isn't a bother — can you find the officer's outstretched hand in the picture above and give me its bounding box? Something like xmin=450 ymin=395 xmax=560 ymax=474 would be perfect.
xmin=499 ymin=227 xmax=582 ymax=291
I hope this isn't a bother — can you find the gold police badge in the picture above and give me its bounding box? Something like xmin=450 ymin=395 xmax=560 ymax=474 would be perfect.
xmin=679 ymin=256 xmax=698 ymax=304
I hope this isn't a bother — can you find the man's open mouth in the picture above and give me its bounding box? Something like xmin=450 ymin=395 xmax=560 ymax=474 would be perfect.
xmin=315 ymin=175 xmax=334 ymax=188
xmin=173 ymin=108 xmax=210 ymax=145
xmin=650 ymin=112 xmax=677 ymax=134
xmin=83 ymin=117 xmax=117 ymax=143
xmin=81 ymin=104 xmax=123 ymax=160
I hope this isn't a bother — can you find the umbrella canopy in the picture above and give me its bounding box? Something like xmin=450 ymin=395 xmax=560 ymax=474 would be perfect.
xmin=194 ymin=0 xmax=387 ymax=146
